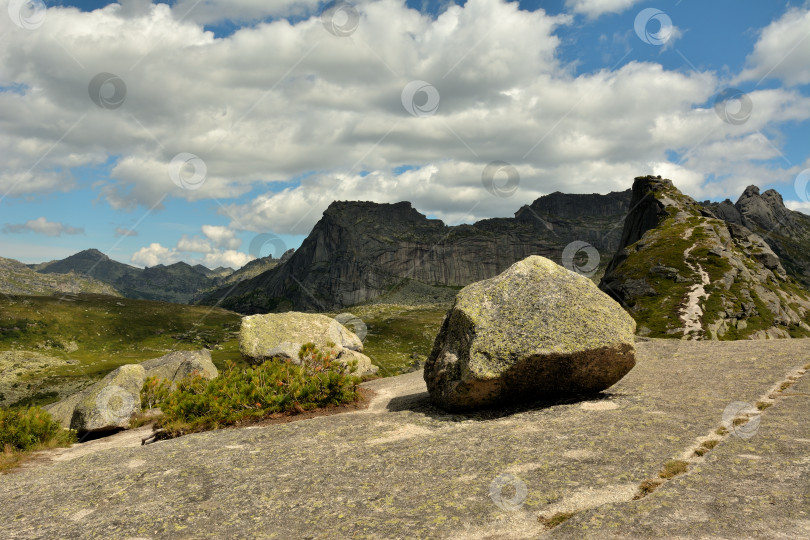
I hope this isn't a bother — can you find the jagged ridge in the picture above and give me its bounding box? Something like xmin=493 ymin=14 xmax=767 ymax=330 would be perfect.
xmin=601 ymin=176 xmax=810 ymax=340
xmin=199 ymin=191 xmax=633 ymax=313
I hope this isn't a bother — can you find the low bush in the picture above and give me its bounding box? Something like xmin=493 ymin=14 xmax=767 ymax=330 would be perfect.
xmin=0 ymin=406 xmax=76 ymax=472
xmin=144 ymin=343 xmax=361 ymax=437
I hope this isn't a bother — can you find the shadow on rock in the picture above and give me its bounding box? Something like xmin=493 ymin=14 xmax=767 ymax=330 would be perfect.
xmin=386 ymin=390 xmax=618 ymax=421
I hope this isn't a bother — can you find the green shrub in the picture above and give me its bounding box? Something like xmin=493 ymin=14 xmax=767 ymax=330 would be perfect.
xmin=145 ymin=343 xmax=361 ymax=437
xmin=0 ymin=407 xmax=76 ymax=453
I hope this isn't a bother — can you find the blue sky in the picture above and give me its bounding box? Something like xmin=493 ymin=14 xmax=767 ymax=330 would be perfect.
xmin=1 ymin=0 xmax=809 ymax=267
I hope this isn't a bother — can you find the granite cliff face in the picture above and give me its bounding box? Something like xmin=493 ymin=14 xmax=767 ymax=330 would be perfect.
xmin=200 ymin=191 xmax=632 ymax=313
xmin=601 ymin=176 xmax=810 ymax=340
xmin=703 ymin=186 xmax=810 ymax=288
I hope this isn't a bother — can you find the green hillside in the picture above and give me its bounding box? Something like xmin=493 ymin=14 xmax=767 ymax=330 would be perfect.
xmin=0 ymin=294 xmax=242 ymax=407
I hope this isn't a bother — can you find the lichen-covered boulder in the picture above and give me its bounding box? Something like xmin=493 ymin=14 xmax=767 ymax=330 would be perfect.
xmin=69 ymin=364 xmax=146 ymax=433
xmin=140 ymin=349 xmax=218 ymax=387
xmin=336 ymin=349 xmax=379 ymax=377
xmin=239 ymin=312 xmax=376 ymax=376
xmin=43 ymin=391 xmax=84 ymax=430
xmin=424 ymin=256 xmax=636 ymax=411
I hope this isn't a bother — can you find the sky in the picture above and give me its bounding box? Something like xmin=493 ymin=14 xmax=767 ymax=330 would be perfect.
xmin=0 ymin=0 xmax=809 ymax=268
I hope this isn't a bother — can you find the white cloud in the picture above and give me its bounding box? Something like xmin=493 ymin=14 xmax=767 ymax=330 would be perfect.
xmin=0 ymin=0 xmax=806 ymax=247
xmin=737 ymin=7 xmax=810 ymax=86
xmin=201 ymin=225 xmax=241 ymax=250
xmin=132 ymin=236 xmax=252 ymax=269
xmin=785 ymin=200 xmax=810 ymax=215
xmin=177 ymin=235 xmax=213 ymax=253
xmin=131 ymin=243 xmax=179 ymax=267
xmin=202 ymin=250 xmax=254 ymax=269
xmin=2 ymin=217 xmax=84 ymax=236
xmin=170 ymin=0 xmax=320 ymax=25
xmin=566 ymin=0 xmax=643 ymax=18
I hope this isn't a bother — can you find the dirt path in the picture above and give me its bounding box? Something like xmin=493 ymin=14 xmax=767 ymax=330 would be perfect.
xmin=680 ymin=228 xmax=711 ymax=339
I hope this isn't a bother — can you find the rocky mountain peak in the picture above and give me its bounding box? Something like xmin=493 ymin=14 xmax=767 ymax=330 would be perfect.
xmin=324 ymin=200 xmax=436 ymax=226
xmin=77 ymin=248 xmax=109 ymax=260
xmin=516 ymin=189 xmax=631 ymax=221
xmin=601 ymin=177 xmax=810 ymax=340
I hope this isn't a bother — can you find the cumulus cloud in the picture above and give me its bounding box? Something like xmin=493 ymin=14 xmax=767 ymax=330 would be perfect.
xmin=201 ymin=225 xmax=241 ymax=250
xmin=131 ymin=242 xmax=179 ymax=267
xmin=566 ymin=0 xmax=644 ymax=18
xmin=132 ymin=228 xmax=253 ymax=268
xmin=202 ymin=250 xmax=254 ymax=269
xmin=170 ymin=0 xmax=320 ymax=25
xmin=0 ymin=0 xmax=807 ymax=248
xmin=177 ymin=235 xmax=213 ymax=253
xmin=2 ymin=217 xmax=84 ymax=236
xmin=737 ymin=7 xmax=810 ymax=86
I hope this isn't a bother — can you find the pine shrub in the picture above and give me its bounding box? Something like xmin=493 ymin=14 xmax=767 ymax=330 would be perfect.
xmin=144 ymin=343 xmax=361 ymax=437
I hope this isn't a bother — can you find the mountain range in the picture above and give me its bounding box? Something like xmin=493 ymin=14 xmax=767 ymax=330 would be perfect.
xmin=6 ymin=177 xmax=810 ymax=341
xmin=198 ymin=190 xmax=633 ymax=312
xmin=10 ymin=249 xmax=283 ymax=304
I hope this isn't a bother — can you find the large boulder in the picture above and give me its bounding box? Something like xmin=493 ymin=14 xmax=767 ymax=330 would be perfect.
xmin=239 ymin=312 xmax=377 ymax=376
xmin=141 ymin=349 xmax=218 ymax=387
xmin=45 ymin=350 xmax=219 ymax=432
xmin=424 ymin=256 xmax=636 ymax=411
xmin=69 ymin=364 xmax=146 ymax=433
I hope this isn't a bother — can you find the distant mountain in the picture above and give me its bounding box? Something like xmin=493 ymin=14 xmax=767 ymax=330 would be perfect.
xmin=36 ymin=249 xmax=218 ymax=304
xmin=0 ymin=256 xmax=120 ymax=297
xmin=702 ymin=186 xmax=810 ymax=288
xmin=192 ymin=265 xmax=233 ymax=279
xmin=206 ymin=255 xmax=282 ymax=290
xmin=601 ymin=176 xmax=810 ymax=339
xmin=198 ymin=191 xmax=632 ymax=313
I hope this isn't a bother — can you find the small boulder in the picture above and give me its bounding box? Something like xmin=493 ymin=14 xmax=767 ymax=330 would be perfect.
xmin=141 ymin=349 xmax=218 ymax=388
xmin=336 ymin=349 xmax=379 ymax=377
xmin=424 ymin=256 xmax=637 ymax=411
xmin=239 ymin=312 xmax=376 ymax=376
xmin=70 ymin=364 xmax=146 ymax=433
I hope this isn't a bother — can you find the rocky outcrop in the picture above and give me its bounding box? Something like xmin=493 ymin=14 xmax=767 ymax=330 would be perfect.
xmin=703 ymin=186 xmax=810 ymax=288
xmin=239 ymin=312 xmax=377 ymax=376
xmin=139 ymin=350 xmax=218 ymax=389
xmin=69 ymin=364 xmax=146 ymax=433
xmin=424 ymin=256 xmax=636 ymax=411
xmin=200 ymin=191 xmax=632 ymax=313
xmin=602 ymin=176 xmax=810 ymax=340
xmin=45 ymin=350 xmax=219 ymax=433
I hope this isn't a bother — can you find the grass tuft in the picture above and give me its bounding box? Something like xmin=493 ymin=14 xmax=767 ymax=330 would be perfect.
xmin=633 ymin=478 xmax=664 ymax=499
xmin=658 ymin=460 xmax=689 ymax=479
xmin=538 ymin=511 xmax=577 ymax=529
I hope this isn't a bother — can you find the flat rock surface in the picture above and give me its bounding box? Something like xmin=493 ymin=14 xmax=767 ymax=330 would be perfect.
xmin=2 ymin=339 xmax=809 ymax=539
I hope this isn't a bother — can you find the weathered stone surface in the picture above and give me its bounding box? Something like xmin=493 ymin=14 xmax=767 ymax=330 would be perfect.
xmin=43 ymin=391 xmax=83 ymax=429
xmin=239 ymin=312 xmax=377 ymax=376
xmin=68 ymin=364 xmax=146 ymax=433
xmin=335 ymin=349 xmax=379 ymax=377
xmin=4 ymin=339 xmax=810 ymax=539
xmin=140 ymin=349 xmax=218 ymax=387
xmin=552 ymin=356 xmax=810 ymax=539
xmin=425 ymin=256 xmax=636 ymax=411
